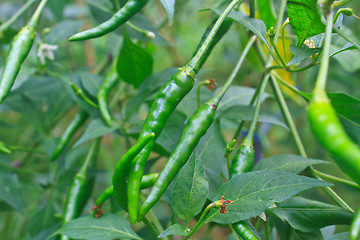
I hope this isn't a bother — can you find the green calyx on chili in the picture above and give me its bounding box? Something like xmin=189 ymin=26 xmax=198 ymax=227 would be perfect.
xmin=308 ymin=8 xmax=360 ymax=186
xmin=350 ymin=207 xmax=360 ymax=240
xmin=112 ymin=133 xmax=155 ymax=211
xmin=127 ymin=0 xmax=243 ymax=224
xmin=137 ymin=35 xmax=256 ymax=222
xmin=51 ymin=110 xmax=89 ymax=161
xmin=92 ymin=173 xmax=159 ymax=218
xmin=68 ymin=0 xmax=149 ymax=41
xmin=0 ymin=0 xmax=48 ymax=104
xmin=97 ymin=65 xmax=120 ymax=127
xmin=61 ymin=138 xmax=101 ymax=240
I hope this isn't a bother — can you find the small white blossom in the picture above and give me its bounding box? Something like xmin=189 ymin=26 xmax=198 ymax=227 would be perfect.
xmin=37 ymin=43 xmax=58 ymax=64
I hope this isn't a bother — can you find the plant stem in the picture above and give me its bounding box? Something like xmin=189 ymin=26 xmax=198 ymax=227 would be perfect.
xmin=0 ymin=0 xmax=38 ymax=33
xmin=186 ymin=203 xmax=215 ymax=238
xmin=332 ymin=26 xmax=360 ymax=50
xmin=197 ymin=80 xmax=210 ymax=108
xmin=314 ymin=9 xmax=334 ymax=92
xmin=270 ymin=37 xmax=287 ymax=67
xmin=126 ymin=21 xmax=154 ymax=38
xmin=313 ymin=169 xmax=360 ymax=190
xmin=208 ymin=35 xmax=256 ymax=105
xmin=186 ymin=0 xmax=243 ymax=73
xmin=142 ymin=217 xmax=160 ymax=239
xmin=148 ymin=209 xmax=169 ymax=240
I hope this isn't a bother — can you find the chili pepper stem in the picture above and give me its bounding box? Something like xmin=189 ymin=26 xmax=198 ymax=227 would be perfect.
xmin=186 ymin=203 xmax=215 ymax=238
xmin=313 ymin=169 xmax=360 ymax=190
xmin=142 ymin=217 xmax=160 ymax=239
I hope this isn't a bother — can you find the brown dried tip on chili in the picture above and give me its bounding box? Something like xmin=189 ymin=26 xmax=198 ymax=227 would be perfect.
xmin=206 ymin=78 xmax=216 ymax=92
xmin=90 ymin=202 xmax=104 ymax=218
xmin=219 ymin=196 xmax=232 ymax=214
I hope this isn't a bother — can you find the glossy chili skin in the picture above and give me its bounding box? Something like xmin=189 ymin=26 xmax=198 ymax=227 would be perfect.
xmin=137 ymin=103 xmax=216 ymax=221
xmin=127 ymin=68 xmax=195 ymax=223
xmin=233 ymin=221 xmax=258 ymax=240
xmin=308 ymin=92 xmax=360 ymax=186
xmin=97 ymin=67 xmax=120 ymax=126
xmin=350 ymin=207 xmax=360 ymax=240
xmin=52 ymin=111 xmax=89 ymax=161
xmin=0 ymin=27 xmax=35 ymax=104
xmin=230 ymin=144 xmax=255 ymax=178
xmin=69 ymin=0 xmax=148 ymax=41
xmin=112 ymin=133 xmax=155 ymax=210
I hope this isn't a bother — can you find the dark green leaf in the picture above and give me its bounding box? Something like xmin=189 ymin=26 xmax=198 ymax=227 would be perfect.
xmin=83 ymin=0 xmax=114 ymax=13
xmin=203 ymin=167 xmax=225 ymax=200
xmin=171 ymin=153 xmax=209 ymax=224
xmin=288 ymin=45 xmax=321 ymax=66
xmin=53 ymin=214 xmax=142 ymax=240
xmin=117 ymin=31 xmax=153 ymax=88
xmin=328 ymin=92 xmax=360 ymax=127
xmin=205 ymin=171 xmax=330 ymax=224
xmin=258 ymin=0 xmax=276 ymax=29
xmin=158 ymin=224 xmax=187 ymax=238
xmin=287 ymin=0 xmax=325 ymax=45
xmin=294 ymin=230 xmax=324 ymax=240
xmin=268 ymin=197 xmax=354 ymax=232
xmin=254 ymin=154 xmax=327 ymax=174
xmin=73 ymin=118 xmax=120 ymax=147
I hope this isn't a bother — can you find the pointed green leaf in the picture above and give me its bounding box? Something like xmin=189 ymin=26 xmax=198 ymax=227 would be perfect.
xmin=205 ymin=171 xmax=330 ymax=224
xmin=268 ymin=197 xmax=354 ymax=232
xmin=158 ymin=224 xmax=187 ymax=238
xmin=171 ymin=153 xmax=209 ymax=224
xmin=287 ymin=0 xmax=325 ymax=45
xmin=117 ymin=32 xmax=153 ymax=88
xmin=160 ymin=0 xmax=175 ymax=24
xmin=254 ymin=154 xmax=327 ymax=174
xmin=53 ymin=214 xmax=142 ymax=240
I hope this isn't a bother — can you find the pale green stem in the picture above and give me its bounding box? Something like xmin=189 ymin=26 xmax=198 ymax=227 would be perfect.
xmin=313 ymin=169 xmax=360 ymax=190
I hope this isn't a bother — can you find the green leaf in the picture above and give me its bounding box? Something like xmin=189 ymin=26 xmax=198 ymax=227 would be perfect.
xmin=205 ymin=171 xmax=330 ymax=224
xmin=288 ymin=45 xmax=321 ymax=66
xmin=158 ymin=224 xmax=187 ymax=238
xmin=204 ymin=167 xmax=225 ymax=200
xmin=328 ymin=92 xmax=360 ymax=127
xmin=73 ymin=118 xmax=120 ymax=147
xmin=268 ymin=197 xmax=354 ymax=232
xmin=83 ymin=0 xmax=114 ymax=13
xmin=294 ymin=230 xmax=324 ymax=240
xmin=327 ymin=232 xmax=349 ymax=240
xmin=287 ymin=0 xmax=325 ymax=45
xmin=117 ymin=31 xmax=153 ymax=88
xmin=254 ymin=154 xmax=327 ymax=174
xmin=53 ymin=214 xmax=142 ymax=240
xmin=160 ymin=0 xmax=175 ymax=24
xmin=216 ymin=105 xmax=288 ymax=129
xmin=45 ymin=20 xmax=84 ymax=44
xmin=171 ymin=153 xmax=209 ymax=224
xmin=258 ymin=0 xmax=276 ymax=29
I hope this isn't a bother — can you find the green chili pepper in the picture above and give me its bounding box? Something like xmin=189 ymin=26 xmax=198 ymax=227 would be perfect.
xmin=127 ymin=0 xmax=242 ymax=223
xmin=137 ymin=35 xmax=256 ymax=222
xmin=92 ymin=173 xmax=158 ymax=218
xmin=308 ymin=91 xmax=360 ymax=186
xmin=350 ymin=207 xmax=360 ymax=240
xmin=68 ymin=0 xmax=149 ymax=41
xmin=0 ymin=0 xmax=48 ymax=104
xmin=97 ymin=66 xmax=120 ymax=126
xmin=112 ymin=133 xmax=155 ymax=210
xmin=232 ymin=221 xmax=258 ymax=240
xmin=51 ymin=110 xmax=89 ymax=161
xmin=60 ymin=138 xmax=101 ymax=240
xmin=308 ymin=9 xmax=360 ymax=186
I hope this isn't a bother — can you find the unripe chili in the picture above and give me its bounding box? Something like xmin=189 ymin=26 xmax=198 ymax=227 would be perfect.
xmin=68 ymin=0 xmax=149 ymax=41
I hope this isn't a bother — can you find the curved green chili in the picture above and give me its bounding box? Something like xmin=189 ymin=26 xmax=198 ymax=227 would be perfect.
xmin=351 ymin=207 xmax=360 ymax=240
xmin=127 ymin=0 xmax=242 ymax=223
xmin=51 ymin=110 xmax=89 ymax=161
xmin=112 ymin=133 xmax=155 ymax=210
xmin=138 ymin=35 xmax=256 ymax=222
xmin=68 ymin=0 xmax=149 ymax=41
xmin=308 ymin=9 xmax=360 ymax=186
xmin=60 ymin=138 xmax=101 ymax=240
xmin=0 ymin=0 xmax=48 ymax=104
xmin=232 ymin=221 xmax=258 ymax=240
xmin=97 ymin=66 xmax=120 ymax=126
